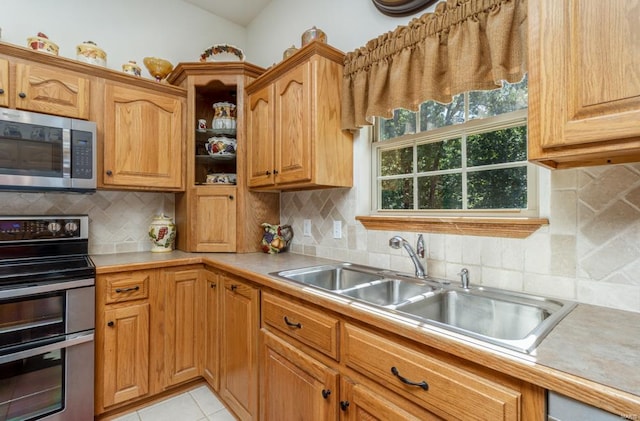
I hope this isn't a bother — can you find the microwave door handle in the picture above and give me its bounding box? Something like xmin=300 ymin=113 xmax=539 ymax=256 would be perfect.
xmin=0 ymin=331 xmax=94 ymax=365
xmin=62 ymin=127 xmax=71 ymax=179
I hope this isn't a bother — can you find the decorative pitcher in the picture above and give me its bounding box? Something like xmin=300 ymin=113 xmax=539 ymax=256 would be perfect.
xmin=148 ymin=214 xmax=176 ymax=252
xmin=261 ymin=223 xmax=293 ymax=254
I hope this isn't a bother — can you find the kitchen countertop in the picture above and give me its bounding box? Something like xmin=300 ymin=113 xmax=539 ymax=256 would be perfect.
xmin=91 ymin=250 xmax=640 ymax=415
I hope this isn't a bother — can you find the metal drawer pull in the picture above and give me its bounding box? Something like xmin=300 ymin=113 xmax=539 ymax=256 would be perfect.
xmin=230 ymin=284 xmax=238 ymax=291
xmin=321 ymin=389 xmax=331 ymax=399
xmin=283 ymin=316 xmax=302 ymax=329
xmin=210 ymin=282 xmax=217 ymax=288
xmin=391 ymin=366 xmax=429 ymax=391
xmin=340 ymin=401 xmax=350 ymax=411
xmin=115 ymin=285 xmax=140 ymax=293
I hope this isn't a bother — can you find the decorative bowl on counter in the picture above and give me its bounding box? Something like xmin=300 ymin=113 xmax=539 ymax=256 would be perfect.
xmin=76 ymin=41 xmax=107 ymax=67
xmin=27 ymin=32 xmax=59 ymax=55
xmin=206 ymin=173 xmax=237 ymax=184
xmin=205 ymin=136 xmax=236 ymax=159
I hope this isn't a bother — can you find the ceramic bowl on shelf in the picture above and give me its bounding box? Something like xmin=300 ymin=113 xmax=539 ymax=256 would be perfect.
xmin=76 ymin=41 xmax=107 ymax=67
xmin=27 ymin=32 xmax=59 ymax=55
xmin=205 ymin=136 xmax=236 ymax=159
xmin=200 ymin=44 xmax=245 ymax=62
xmin=206 ymin=173 xmax=237 ymax=184
xmin=143 ymin=57 xmax=173 ymax=82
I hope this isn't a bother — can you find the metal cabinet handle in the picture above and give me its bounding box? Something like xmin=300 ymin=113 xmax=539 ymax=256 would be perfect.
xmin=107 ymin=321 xmax=115 ymax=327
xmin=283 ymin=316 xmax=302 ymax=329
xmin=340 ymin=401 xmax=350 ymax=411
xmin=115 ymin=286 xmax=140 ymax=293
xmin=0 ymin=89 xmax=4 ymax=94
xmin=273 ymin=169 xmax=279 ymax=175
xmin=230 ymin=284 xmax=238 ymax=291
xmin=265 ymin=170 xmax=271 ymax=176
xmin=210 ymin=282 xmax=217 ymax=288
xmin=321 ymin=389 xmax=331 ymax=399
xmin=106 ymin=170 xmax=113 ymax=176
xmin=228 ymin=195 xmax=234 ymax=200
xmin=18 ymin=92 xmax=26 ymax=99
xmin=390 ymin=366 xmax=429 ymax=390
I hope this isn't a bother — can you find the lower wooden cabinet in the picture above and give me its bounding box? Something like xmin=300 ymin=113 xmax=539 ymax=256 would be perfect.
xmin=220 ymin=275 xmax=260 ymax=421
xmin=164 ymin=267 xmax=203 ymax=387
xmin=202 ymin=268 xmax=221 ymax=390
xmin=260 ymin=330 xmax=339 ymax=420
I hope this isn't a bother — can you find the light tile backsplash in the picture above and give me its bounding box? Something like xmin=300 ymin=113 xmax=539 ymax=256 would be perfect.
xmin=0 ymin=191 xmax=174 ymax=255
xmin=282 ymin=163 xmax=640 ymax=313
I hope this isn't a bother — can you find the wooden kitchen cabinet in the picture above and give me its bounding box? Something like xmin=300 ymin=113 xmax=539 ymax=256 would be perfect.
xmin=0 ymin=58 xmax=8 ymax=108
xmin=96 ymin=270 xmax=154 ymax=413
xmin=14 ymin=62 xmax=90 ymax=119
xmin=203 ymin=267 xmax=221 ymax=390
xmin=220 ymin=274 xmax=260 ymax=421
xmin=260 ymin=330 xmax=339 ymax=421
xmin=101 ymin=81 xmax=184 ymax=190
xmin=528 ymin=0 xmax=640 ymax=168
xmin=163 ymin=266 xmax=203 ymax=387
xmin=246 ymin=41 xmax=353 ymax=190
xmin=169 ymin=63 xmax=280 ymax=252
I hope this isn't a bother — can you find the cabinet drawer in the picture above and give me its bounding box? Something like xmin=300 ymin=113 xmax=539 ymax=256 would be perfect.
xmin=103 ymin=271 xmax=150 ymax=304
xmin=262 ymin=292 xmax=339 ymax=360
xmin=343 ymin=323 xmax=521 ymax=420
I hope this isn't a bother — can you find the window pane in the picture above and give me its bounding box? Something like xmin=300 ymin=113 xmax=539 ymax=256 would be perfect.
xmin=467 ymin=126 xmax=527 ymax=167
xmin=417 ymin=138 xmax=462 ymax=172
xmin=379 ymin=109 xmax=417 ymax=140
xmin=469 ymin=76 xmax=528 ymax=119
xmin=381 ymin=179 xmax=413 ymax=209
xmin=380 ymin=146 xmax=413 ymax=176
xmin=419 ymin=95 xmax=464 ymax=131
xmin=467 ymin=167 xmax=527 ymax=209
xmin=418 ymin=174 xmax=462 ymax=209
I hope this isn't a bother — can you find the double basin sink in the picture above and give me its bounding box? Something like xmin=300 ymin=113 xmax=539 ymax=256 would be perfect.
xmin=272 ymin=263 xmax=576 ymax=354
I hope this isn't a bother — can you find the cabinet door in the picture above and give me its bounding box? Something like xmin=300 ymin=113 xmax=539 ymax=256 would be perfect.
xmin=220 ymin=276 xmax=260 ymax=421
xmin=529 ymin=0 xmax=640 ymax=166
xmin=15 ymin=62 xmax=90 ymax=119
xmin=103 ymin=82 xmax=183 ymax=190
xmin=0 ymin=59 xmax=8 ymax=108
xmin=340 ymin=378 xmax=441 ymax=421
xmin=194 ymin=186 xmax=237 ymax=252
xmin=203 ymin=268 xmax=220 ymax=390
xmin=164 ymin=267 xmax=203 ymax=387
xmin=274 ymin=61 xmax=312 ymax=184
xmin=247 ymin=84 xmax=275 ymax=187
xmin=261 ymin=330 xmax=339 ymax=421
xmin=103 ymin=303 xmax=150 ymax=407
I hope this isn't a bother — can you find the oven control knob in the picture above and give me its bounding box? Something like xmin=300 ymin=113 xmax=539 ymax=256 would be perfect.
xmin=65 ymin=221 xmax=79 ymax=233
xmin=47 ymin=222 xmax=62 ymax=233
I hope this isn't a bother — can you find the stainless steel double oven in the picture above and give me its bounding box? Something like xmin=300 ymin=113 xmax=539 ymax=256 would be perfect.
xmin=0 ymin=215 xmax=95 ymax=421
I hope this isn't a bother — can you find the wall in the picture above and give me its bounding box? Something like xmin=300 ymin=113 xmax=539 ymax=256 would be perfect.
xmin=248 ymin=0 xmax=640 ymax=313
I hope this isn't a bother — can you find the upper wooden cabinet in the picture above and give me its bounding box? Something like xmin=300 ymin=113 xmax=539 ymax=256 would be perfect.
xmin=246 ymin=41 xmax=353 ymax=190
xmin=0 ymin=58 xmax=9 ymax=108
xmin=528 ymin=0 xmax=640 ymax=168
xmin=101 ymin=81 xmax=184 ymax=190
xmin=169 ymin=63 xmax=280 ymax=253
xmin=15 ymin=62 xmax=90 ymax=119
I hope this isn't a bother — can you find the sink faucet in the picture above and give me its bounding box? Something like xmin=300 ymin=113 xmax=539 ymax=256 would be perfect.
xmin=388 ymin=236 xmax=426 ymax=278
xmin=459 ymin=268 xmax=470 ymax=289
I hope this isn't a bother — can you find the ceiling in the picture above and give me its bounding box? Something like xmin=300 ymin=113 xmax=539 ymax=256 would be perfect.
xmin=183 ymin=0 xmax=273 ymax=26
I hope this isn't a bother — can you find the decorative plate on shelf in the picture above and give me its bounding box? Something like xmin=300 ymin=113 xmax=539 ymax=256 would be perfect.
xmin=206 ymin=173 xmax=237 ymax=185
xmin=200 ymin=44 xmax=245 ymax=62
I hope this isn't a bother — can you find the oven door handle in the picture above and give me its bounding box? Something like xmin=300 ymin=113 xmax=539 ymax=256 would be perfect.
xmin=0 ymin=331 xmax=94 ymax=364
xmin=0 ymin=278 xmax=94 ymax=300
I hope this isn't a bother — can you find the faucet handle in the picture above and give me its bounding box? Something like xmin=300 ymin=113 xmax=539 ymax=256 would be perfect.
xmin=416 ymin=234 xmax=425 ymax=259
xmin=458 ymin=268 xmax=470 ymax=289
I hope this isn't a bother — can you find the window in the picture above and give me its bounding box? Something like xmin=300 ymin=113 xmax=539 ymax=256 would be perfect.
xmin=373 ymin=77 xmax=536 ymax=216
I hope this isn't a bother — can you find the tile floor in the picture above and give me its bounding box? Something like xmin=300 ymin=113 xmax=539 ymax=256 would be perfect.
xmin=111 ymin=385 xmax=236 ymax=421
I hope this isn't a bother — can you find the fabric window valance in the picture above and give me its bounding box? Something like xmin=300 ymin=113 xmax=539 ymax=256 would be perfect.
xmin=341 ymin=0 xmax=528 ymax=131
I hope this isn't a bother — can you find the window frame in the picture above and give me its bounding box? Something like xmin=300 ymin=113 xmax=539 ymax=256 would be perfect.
xmin=371 ymin=108 xmax=540 ymax=218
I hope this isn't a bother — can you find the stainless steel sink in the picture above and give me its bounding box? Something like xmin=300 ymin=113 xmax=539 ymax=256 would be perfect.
xmin=274 ymin=263 xmax=386 ymax=291
xmin=392 ymin=287 xmax=576 ymax=353
xmin=272 ymin=263 xmax=576 ymax=353
xmin=340 ymin=278 xmax=439 ymax=306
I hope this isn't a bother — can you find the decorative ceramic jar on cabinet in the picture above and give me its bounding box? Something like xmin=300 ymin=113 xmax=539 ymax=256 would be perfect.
xmin=148 ymin=214 xmax=176 ymax=252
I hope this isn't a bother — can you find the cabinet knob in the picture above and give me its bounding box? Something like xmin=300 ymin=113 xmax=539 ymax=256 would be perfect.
xmin=273 ymin=169 xmax=279 ymax=175
xmin=18 ymin=92 xmax=26 ymax=99
xmin=265 ymin=170 xmax=271 ymax=176
xmin=0 ymin=89 xmax=4 ymax=95
xmin=106 ymin=170 xmax=113 ymax=176
xmin=107 ymin=321 xmax=115 ymax=327
xmin=340 ymin=401 xmax=350 ymax=411
xmin=321 ymin=389 xmax=331 ymax=399
xmin=228 ymin=195 xmax=234 ymax=200
xmin=230 ymin=284 xmax=238 ymax=291
xmin=210 ymin=282 xmax=217 ymax=288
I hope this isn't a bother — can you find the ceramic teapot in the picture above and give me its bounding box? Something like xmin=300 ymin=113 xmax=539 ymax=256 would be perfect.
xmin=260 ymin=223 xmax=293 ymax=254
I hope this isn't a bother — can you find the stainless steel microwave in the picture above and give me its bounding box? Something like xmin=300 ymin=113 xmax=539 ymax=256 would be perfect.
xmin=0 ymin=109 xmax=96 ymax=192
